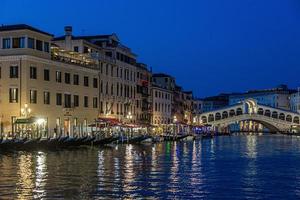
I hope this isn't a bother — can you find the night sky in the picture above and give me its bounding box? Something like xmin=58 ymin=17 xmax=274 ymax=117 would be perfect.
xmin=2 ymin=0 xmax=300 ymax=97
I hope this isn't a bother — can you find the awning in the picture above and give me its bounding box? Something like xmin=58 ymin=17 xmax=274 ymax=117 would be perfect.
xmin=14 ymin=117 xmax=36 ymax=124
xmin=96 ymin=117 xmax=122 ymax=126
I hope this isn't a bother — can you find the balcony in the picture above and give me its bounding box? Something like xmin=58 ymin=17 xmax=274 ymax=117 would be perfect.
xmin=51 ymin=46 xmax=99 ymax=69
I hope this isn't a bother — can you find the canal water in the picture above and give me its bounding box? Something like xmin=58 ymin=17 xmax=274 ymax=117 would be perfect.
xmin=1 ymin=135 xmax=300 ymax=199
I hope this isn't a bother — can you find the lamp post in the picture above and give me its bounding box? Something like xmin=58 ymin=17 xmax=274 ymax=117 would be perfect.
xmin=36 ymin=118 xmax=45 ymax=138
xmin=20 ymin=104 xmax=31 ymax=138
xmin=126 ymin=111 xmax=133 ymax=121
xmin=126 ymin=112 xmax=133 ymax=138
xmin=21 ymin=103 xmax=31 ymax=118
xmin=173 ymin=115 xmax=177 ymax=136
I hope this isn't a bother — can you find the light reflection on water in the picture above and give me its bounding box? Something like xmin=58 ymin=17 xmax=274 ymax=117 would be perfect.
xmin=1 ymin=135 xmax=300 ymax=199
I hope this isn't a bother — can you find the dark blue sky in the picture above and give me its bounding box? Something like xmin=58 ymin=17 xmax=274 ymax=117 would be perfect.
xmin=2 ymin=0 xmax=300 ymax=97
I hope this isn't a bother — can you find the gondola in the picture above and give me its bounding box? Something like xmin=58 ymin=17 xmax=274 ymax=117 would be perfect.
xmin=81 ymin=136 xmax=96 ymax=146
xmin=176 ymin=134 xmax=189 ymax=141
xmin=23 ymin=137 xmax=41 ymax=150
xmin=201 ymin=134 xmax=214 ymax=139
xmin=92 ymin=136 xmax=119 ymax=145
xmin=127 ymin=135 xmax=151 ymax=144
xmin=0 ymin=138 xmax=17 ymax=149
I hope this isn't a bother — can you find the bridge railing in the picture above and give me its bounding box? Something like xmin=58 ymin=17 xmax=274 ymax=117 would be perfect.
xmin=202 ymin=113 xmax=298 ymax=126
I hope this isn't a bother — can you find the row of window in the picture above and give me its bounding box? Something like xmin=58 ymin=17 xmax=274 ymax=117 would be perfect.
xmin=99 ymin=102 xmax=135 ymax=115
xmin=4 ymin=66 xmax=98 ymax=88
xmin=9 ymin=88 xmax=97 ymax=108
xmin=2 ymin=37 xmax=49 ymax=52
xmin=8 ymin=87 xmax=138 ymax=116
xmin=154 ymin=103 xmax=171 ymax=113
xmin=100 ymin=81 xmax=136 ymax=98
xmin=100 ymin=63 xmax=137 ymax=82
xmin=154 ymin=90 xmax=171 ymax=100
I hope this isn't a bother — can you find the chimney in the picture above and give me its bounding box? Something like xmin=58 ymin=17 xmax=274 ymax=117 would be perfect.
xmin=64 ymin=26 xmax=72 ymax=51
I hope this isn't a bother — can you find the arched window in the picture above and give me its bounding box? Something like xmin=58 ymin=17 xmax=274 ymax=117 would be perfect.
xmin=215 ymin=113 xmax=221 ymax=120
xmin=272 ymin=111 xmax=278 ymax=118
xmin=286 ymin=115 xmax=292 ymax=122
xmin=264 ymin=110 xmax=271 ymax=117
xmin=236 ymin=108 xmax=243 ymax=115
xmin=222 ymin=111 xmax=228 ymax=119
xmin=208 ymin=114 xmax=214 ymax=122
xmin=201 ymin=116 xmax=207 ymax=123
xmin=229 ymin=109 xmax=235 ymax=117
xmin=279 ymin=113 xmax=285 ymax=120
xmin=258 ymin=108 xmax=264 ymax=115
xmin=293 ymin=116 xmax=299 ymax=124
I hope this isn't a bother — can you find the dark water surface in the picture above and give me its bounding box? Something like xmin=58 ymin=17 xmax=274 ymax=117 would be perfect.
xmin=1 ymin=135 xmax=300 ymax=199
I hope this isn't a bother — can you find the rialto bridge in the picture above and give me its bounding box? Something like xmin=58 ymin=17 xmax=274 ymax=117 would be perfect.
xmin=197 ymin=99 xmax=300 ymax=133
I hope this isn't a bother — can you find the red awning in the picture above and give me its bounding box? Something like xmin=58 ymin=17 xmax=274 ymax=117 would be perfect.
xmin=96 ymin=117 xmax=122 ymax=126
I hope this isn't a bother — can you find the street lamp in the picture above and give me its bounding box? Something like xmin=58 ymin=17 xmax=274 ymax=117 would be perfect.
xmin=36 ymin=118 xmax=45 ymax=138
xmin=21 ymin=103 xmax=31 ymax=118
xmin=193 ymin=116 xmax=197 ymax=124
xmin=173 ymin=116 xmax=177 ymax=136
xmin=126 ymin=112 xmax=133 ymax=120
xmin=173 ymin=115 xmax=177 ymax=123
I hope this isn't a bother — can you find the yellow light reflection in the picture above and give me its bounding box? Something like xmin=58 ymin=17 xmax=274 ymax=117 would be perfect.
xmin=34 ymin=152 xmax=47 ymax=199
xmin=16 ymin=154 xmax=34 ymax=200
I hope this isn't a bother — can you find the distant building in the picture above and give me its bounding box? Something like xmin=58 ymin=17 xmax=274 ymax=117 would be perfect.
xmin=151 ymin=84 xmax=173 ymax=125
xmin=229 ymin=85 xmax=295 ymax=110
xmin=136 ymin=63 xmax=152 ymax=124
xmin=152 ymin=73 xmax=175 ymax=91
xmin=202 ymin=94 xmax=229 ymax=112
xmin=290 ymin=91 xmax=300 ymax=113
xmin=192 ymin=98 xmax=203 ymax=115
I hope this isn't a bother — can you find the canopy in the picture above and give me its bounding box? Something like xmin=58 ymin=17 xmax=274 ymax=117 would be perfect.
xmin=14 ymin=117 xmax=36 ymax=124
xmin=96 ymin=117 xmax=122 ymax=126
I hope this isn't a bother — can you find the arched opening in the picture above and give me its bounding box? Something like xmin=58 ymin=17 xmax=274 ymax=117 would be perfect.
xmin=258 ymin=108 xmax=264 ymax=115
xmin=201 ymin=116 xmax=207 ymax=123
xmin=229 ymin=109 xmax=235 ymax=117
xmin=236 ymin=108 xmax=243 ymax=115
xmin=264 ymin=110 xmax=271 ymax=117
xmin=215 ymin=113 xmax=221 ymax=120
xmin=279 ymin=113 xmax=285 ymax=120
xmin=272 ymin=111 xmax=278 ymax=118
xmin=222 ymin=111 xmax=228 ymax=119
xmin=293 ymin=116 xmax=299 ymax=124
xmin=286 ymin=115 xmax=292 ymax=122
xmin=208 ymin=114 xmax=214 ymax=122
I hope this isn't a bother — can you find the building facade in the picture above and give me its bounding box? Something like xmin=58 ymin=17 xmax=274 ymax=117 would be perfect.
xmin=151 ymin=85 xmax=173 ymax=126
xmin=136 ymin=63 xmax=151 ymax=125
xmin=229 ymin=85 xmax=295 ymax=110
xmin=0 ymin=24 xmax=150 ymax=136
xmin=202 ymin=94 xmax=229 ymax=112
xmin=0 ymin=25 xmax=100 ymax=136
xmin=52 ymin=27 xmax=140 ymax=123
xmin=290 ymin=91 xmax=300 ymax=113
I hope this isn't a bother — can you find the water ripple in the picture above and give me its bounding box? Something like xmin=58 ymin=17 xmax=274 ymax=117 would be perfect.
xmin=0 ymin=135 xmax=300 ymax=199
